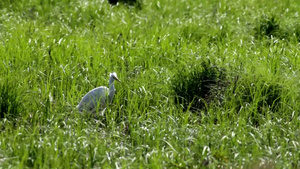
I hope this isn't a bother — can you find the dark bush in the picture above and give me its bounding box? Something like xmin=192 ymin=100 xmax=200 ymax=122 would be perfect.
xmin=171 ymin=60 xmax=227 ymax=111
xmin=0 ymin=82 xmax=22 ymax=119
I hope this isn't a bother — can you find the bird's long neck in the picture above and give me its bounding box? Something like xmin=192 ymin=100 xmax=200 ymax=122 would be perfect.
xmin=108 ymin=78 xmax=115 ymax=103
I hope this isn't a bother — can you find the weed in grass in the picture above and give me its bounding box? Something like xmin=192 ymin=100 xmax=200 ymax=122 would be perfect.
xmin=171 ymin=60 xmax=227 ymax=112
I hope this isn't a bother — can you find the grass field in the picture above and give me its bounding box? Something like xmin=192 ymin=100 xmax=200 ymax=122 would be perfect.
xmin=1 ymin=0 xmax=300 ymax=168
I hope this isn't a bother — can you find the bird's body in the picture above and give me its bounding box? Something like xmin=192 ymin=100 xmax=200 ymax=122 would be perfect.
xmin=77 ymin=72 xmax=120 ymax=114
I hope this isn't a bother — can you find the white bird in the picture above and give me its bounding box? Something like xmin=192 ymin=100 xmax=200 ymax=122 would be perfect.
xmin=77 ymin=72 xmax=121 ymax=114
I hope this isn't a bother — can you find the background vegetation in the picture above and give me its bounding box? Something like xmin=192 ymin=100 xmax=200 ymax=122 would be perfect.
xmin=1 ymin=0 xmax=300 ymax=168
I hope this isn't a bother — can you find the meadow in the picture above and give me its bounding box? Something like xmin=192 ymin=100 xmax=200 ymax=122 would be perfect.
xmin=1 ymin=0 xmax=300 ymax=168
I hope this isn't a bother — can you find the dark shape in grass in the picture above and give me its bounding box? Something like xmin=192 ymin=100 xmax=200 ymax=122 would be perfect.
xmin=254 ymin=14 xmax=286 ymax=39
xmin=171 ymin=60 xmax=227 ymax=111
xmin=108 ymin=0 xmax=118 ymax=5
xmin=0 ymin=81 xmax=22 ymax=119
xmin=108 ymin=0 xmax=142 ymax=8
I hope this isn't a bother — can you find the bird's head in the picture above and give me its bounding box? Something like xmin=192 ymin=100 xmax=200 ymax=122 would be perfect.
xmin=110 ymin=72 xmax=121 ymax=82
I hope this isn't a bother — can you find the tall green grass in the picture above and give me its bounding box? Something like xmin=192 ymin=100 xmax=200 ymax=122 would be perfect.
xmin=1 ymin=0 xmax=300 ymax=168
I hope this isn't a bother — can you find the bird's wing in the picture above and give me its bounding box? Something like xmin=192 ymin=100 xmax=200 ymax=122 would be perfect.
xmin=78 ymin=86 xmax=109 ymax=111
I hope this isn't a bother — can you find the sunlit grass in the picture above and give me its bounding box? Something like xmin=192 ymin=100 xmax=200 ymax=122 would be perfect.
xmin=1 ymin=0 xmax=300 ymax=168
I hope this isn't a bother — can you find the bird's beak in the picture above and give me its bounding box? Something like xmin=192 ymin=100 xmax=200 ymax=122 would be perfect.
xmin=114 ymin=76 xmax=121 ymax=82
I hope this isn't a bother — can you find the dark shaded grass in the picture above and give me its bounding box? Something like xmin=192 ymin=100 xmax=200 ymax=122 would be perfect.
xmin=171 ymin=60 xmax=227 ymax=112
xmin=171 ymin=61 xmax=283 ymax=127
xmin=254 ymin=14 xmax=300 ymax=42
xmin=0 ymin=81 xmax=23 ymax=119
xmin=254 ymin=15 xmax=282 ymax=39
xmin=108 ymin=0 xmax=142 ymax=9
xmin=225 ymin=75 xmax=283 ymax=126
